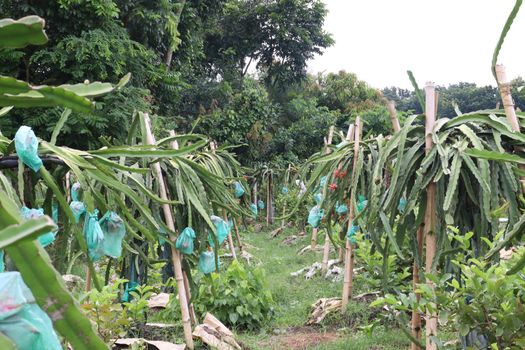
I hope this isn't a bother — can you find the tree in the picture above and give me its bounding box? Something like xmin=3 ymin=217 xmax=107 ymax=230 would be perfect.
xmin=203 ymin=0 xmax=334 ymax=88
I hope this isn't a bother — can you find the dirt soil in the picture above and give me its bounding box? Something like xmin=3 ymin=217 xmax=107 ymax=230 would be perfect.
xmin=257 ymin=326 xmax=339 ymax=350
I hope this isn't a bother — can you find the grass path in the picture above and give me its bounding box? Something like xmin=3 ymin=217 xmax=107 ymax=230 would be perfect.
xmin=234 ymin=225 xmax=410 ymax=350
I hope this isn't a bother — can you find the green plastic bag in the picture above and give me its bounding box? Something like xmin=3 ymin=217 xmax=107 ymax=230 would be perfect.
xmin=319 ymin=176 xmax=327 ymax=187
xmin=20 ymin=207 xmax=56 ymax=248
xmin=250 ymin=203 xmax=258 ymax=218
xmin=176 ymin=227 xmax=196 ymax=255
xmin=158 ymin=227 xmax=168 ymax=245
xmin=198 ymin=251 xmax=218 ymax=274
xmin=0 ymin=272 xmax=62 ymax=350
xmin=99 ymin=211 xmax=126 ymax=258
xmin=83 ymin=210 xmax=105 ymax=261
xmin=71 ymin=182 xmax=81 ymax=202
xmin=0 ymin=250 xmax=4 ymax=272
xmin=398 ymin=197 xmax=407 ymax=213
xmin=208 ymin=215 xmax=230 ymax=246
xmin=14 ymin=126 xmax=43 ymax=172
xmin=69 ymin=201 xmax=86 ymax=223
xmin=336 ymin=202 xmax=348 ymax=215
xmin=121 ymin=281 xmax=139 ymax=303
xmin=281 ymin=186 xmax=289 ymax=195
xmin=314 ymin=193 xmax=322 ymax=204
xmin=357 ymin=195 xmax=368 ymax=213
xmin=234 ymin=182 xmax=245 ymax=198
xmin=347 ymin=223 xmax=359 ymax=244
xmin=308 ymin=205 xmax=324 ymax=228
xmin=257 ymin=200 xmax=265 ymax=210
xmin=52 ymin=202 xmax=58 ymax=224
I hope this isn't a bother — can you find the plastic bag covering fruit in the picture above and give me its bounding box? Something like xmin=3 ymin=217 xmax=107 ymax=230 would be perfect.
xmin=158 ymin=227 xmax=169 ymax=245
xmin=250 ymin=203 xmax=258 ymax=218
xmin=71 ymin=182 xmax=81 ymax=202
xmin=357 ymin=195 xmax=368 ymax=213
xmin=347 ymin=223 xmax=359 ymax=244
xmin=0 ymin=272 xmax=62 ymax=350
xmin=314 ymin=193 xmax=322 ymax=204
xmin=20 ymin=207 xmax=56 ymax=248
xmin=14 ymin=126 xmax=43 ymax=172
xmin=257 ymin=200 xmax=265 ymax=210
xmin=234 ymin=182 xmax=245 ymax=198
xmin=319 ymin=176 xmax=327 ymax=187
xmin=281 ymin=186 xmax=289 ymax=195
xmin=398 ymin=197 xmax=407 ymax=213
xmin=83 ymin=210 xmax=105 ymax=261
xmin=0 ymin=251 xmax=4 ymax=272
xmin=69 ymin=201 xmax=86 ymax=223
xmin=176 ymin=227 xmax=196 ymax=255
xmin=308 ymin=205 xmax=324 ymax=228
xmin=199 ymin=251 xmax=218 ymax=274
xmin=208 ymin=215 xmax=230 ymax=246
xmin=336 ymin=202 xmax=348 ymax=215
xmin=99 ymin=211 xmax=126 ymax=258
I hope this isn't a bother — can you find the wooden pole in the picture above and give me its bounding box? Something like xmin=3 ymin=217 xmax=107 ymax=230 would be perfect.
xmin=495 ymin=65 xmax=525 ymax=193
xmin=386 ymin=100 xmax=401 ymax=133
xmin=143 ymin=114 xmax=194 ymax=349
xmin=320 ymin=126 xmax=335 ymax=271
xmin=312 ymin=127 xmax=335 ymax=250
xmin=266 ymin=172 xmax=273 ymax=226
xmin=495 ymin=65 xmax=520 ymax=131
xmin=337 ymin=124 xmax=355 ymax=262
xmin=169 ymin=130 xmax=197 ymax=325
xmin=233 ymin=218 xmax=243 ymax=254
xmin=280 ymin=164 xmax=292 ymax=229
xmin=410 ymin=224 xmax=424 ymax=350
xmin=424 ymin=83 xmax=438 ymax=350
xmin=341 ymin=117 xmax=361 ymax=311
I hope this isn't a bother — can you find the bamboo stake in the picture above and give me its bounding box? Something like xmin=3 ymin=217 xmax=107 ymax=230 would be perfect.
xmin=143 ymin=114 xmax=194 ymax=349
xmin=266 ymin=172 xmax=273 ymax=226
xmin=280 ymin=164 xmax=292 ymax=229
xmin=341 ymin=117 xmax=361 ymax=311
xmin=337 ymin=124 xmax=355 ymax=262
xmin=386 ymin=100 xmax=401 ymax=133
xmin=312 ymin=127 xmax=335 ymax=249
xmin=495 ymin=65 xmax=525 ymax=193
xmin=410 ymin=224 xmax=424 ymax=350
xmin=424 ymin=83 xmax=438 ymax=350
xmin=233 ymin=218 xmax=243 ymax=254
xmin=320 ymin=127 xmax=335 ymax=271
xmin=496 ymin=65 xmax=520 ymax=131
xmin=169 ymin=130 xmax=197 ymax=325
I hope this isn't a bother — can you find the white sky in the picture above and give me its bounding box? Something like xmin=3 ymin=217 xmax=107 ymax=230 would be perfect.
xmin=307 ymin=0 xmax=525 ymax=89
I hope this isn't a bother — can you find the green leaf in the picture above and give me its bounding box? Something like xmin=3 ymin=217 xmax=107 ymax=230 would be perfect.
xmin=0 ymin=216 xmax=56 ymax=249
xmin=0 ymin=16 xmax=48 ymax=49
xmin=492 ymin=0 xmax=523 ymax=80
xmin=465 ymin=149 xmax=525 ymax=165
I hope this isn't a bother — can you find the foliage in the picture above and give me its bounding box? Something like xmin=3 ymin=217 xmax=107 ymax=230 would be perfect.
xmin=194 ymin=260 xmax=274 ymax=330
xmin=82 ymin=279 xmax=131 ymax=344
xmin=373 ymin=231 xmax=525 ymax=350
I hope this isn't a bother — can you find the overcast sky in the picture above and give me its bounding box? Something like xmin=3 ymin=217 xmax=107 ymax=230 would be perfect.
xmin=307 ymin=1 xmax=525 ymax=89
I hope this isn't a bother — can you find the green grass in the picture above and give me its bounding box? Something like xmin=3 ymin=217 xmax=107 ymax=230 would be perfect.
xmin=234 ymin=224 xmax=410 ymax=350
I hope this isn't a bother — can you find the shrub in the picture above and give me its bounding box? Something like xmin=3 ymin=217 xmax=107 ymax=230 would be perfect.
xmin=194 ymin=260 xmax=274 ymax=330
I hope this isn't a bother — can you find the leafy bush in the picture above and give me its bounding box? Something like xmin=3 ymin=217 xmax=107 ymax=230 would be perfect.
xmin=373 ymin=230 xmax=525 ymax=349
xmin=194 ymin=260 xmax=274 ymax=330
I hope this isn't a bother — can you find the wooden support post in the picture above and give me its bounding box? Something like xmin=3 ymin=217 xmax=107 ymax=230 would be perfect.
xmin=337 ymin=124 xmax=355 ymax=262
xmin=386 ymin=100 xmax=401 ymax=133
xmin=495 ymin=65 xmax=525 ymax=193
xmin=233 ymin=218 xmax=243 ymax=254
xmin=280 ymin=164 xmax=292 ymax=229
xmin=410 ymin=224 xmax=424 ymax=350
xmin=223 ymin=209 xmax=237 ymax=260
xmin=341 ymin=117 xmax=361 ymax=311
xmin=169 ymin=130 xmax=197 ymax=325
xmin=320 ymin=126 xmax=334 ymax=271
xmin=266 ymin=172 xmax=273 ymax=226
xmin=424 ymin=83 xmax=438 ymax=350
xmin=143 ymin=114 xmax=194 ymax=349
xmin=312 ymin=127 xmax=335 ymax=250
